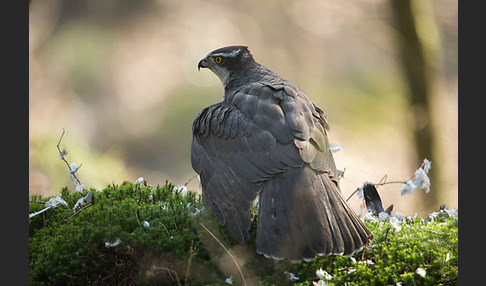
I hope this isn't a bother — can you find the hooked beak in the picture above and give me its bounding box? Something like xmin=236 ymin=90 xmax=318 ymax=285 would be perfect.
xmin=197 ymin=58 xmax=207 ymax=71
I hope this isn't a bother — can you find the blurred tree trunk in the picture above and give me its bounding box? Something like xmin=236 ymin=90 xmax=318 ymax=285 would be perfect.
xmin=390 ymin=0 xmax=442 ymax=213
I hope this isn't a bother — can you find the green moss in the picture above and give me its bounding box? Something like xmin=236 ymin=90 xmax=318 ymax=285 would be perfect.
xmin=29 ymin=182 xmax=458 ymax=285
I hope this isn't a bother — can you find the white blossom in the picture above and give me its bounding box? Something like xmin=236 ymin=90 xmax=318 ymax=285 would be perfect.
xmin=389 ymin=216 xmax=402 ymax=233
xmin=69 ymin=162 xmax=79 ymax=173
xmin=45 ymin=195 xmax=68 ymax=208
xmin=73 ymin=197 xmax=86 ymax=212
xmin=225 ymin=276 xmax=233 ymax=284
xmin=394 ymin=212 xmax=404 ymax=222
xmin=415 ymin=267 xmax=426 ymax=278
xmin=105 ymin=239 xmax=122 ymax=248
xmin=413 ymin=168 xmax=430 ymax=193
xmin=400 ymin=179 xmax=416 ymax=196
xmin=75 ymin=183 xmax=85 ymax=193
xmin=29 ymin=195 xmax=69 ymax=219
xmin=174 ymin=185 xmax=188 ymax=196
xmin=134 ymin=177 xmax=144 ymax=184
xmin=284 ymin=271 xmax=300 ymax=281
xmin=329 ymin=144 xmax=343 ymax=153
xmin=362 ymin=212 xmax=377 ymax=222
xmin=378 ymin=211 xmax=390 ymax=221
xmin=316 ymin=268 xmax=332 ymax=280
xmin=59 ymin=148 xmax=67 ymax=160
xmin=401 ymin=159 xmax=432 ymax=196
xmin=143 ymin=221 xmax=150 ymax=228
xmin=422 ymin=159 xmax=432 ymax=173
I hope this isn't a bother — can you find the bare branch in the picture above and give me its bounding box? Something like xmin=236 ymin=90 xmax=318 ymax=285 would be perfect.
xmin=62 ymin=202 xmax=93 ymax=224
xmin=56 ymin=129 xmax=84 ymax=192
xmin=184 ymin=240 xmax=195 ymax=286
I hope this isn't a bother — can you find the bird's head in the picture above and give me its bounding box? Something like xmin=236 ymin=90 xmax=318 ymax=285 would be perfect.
xmin=198 ymin=46 xmax=255 ymax=86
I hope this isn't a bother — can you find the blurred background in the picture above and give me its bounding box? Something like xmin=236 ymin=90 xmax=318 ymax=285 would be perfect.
xmin=29 ymin=0 xmax=457 ymax=217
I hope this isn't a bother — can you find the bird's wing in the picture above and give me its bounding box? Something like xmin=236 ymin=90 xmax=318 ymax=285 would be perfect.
xmin=191 ymin=100 xmax=303 ymax=242
xmin=191 ymin=82 xmax=337 ymax=242
xmin=231 ymin=81 xmax=337 ymax=177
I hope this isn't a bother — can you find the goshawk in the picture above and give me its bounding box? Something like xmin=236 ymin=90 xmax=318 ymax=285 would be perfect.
xmin=191 ymin=46 xmax=372 ymax=262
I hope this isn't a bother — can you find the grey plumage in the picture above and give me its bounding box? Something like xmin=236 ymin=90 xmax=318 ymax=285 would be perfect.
xmin=192 ymin=46 xmax=372 ymax=262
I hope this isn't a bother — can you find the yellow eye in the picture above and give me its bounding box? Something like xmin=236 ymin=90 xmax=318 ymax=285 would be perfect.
xmin=215 ymin=56 xmax=222 ymax=64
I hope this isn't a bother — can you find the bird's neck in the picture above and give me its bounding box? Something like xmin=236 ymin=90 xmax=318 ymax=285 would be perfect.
xmin=223 ymin=64 xmax=280 ymax=98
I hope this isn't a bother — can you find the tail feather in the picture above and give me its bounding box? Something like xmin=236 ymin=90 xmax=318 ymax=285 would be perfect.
xmin=256 ymin=166 xmax=372 ymax=262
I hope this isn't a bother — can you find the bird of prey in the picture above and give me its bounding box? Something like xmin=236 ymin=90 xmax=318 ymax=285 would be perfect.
xmin=191 ymin=46 xmax=372 ymax=262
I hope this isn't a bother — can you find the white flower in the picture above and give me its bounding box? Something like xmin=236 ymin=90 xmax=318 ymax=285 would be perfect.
xmin=225 ymin=276 xmax=233 ymax=284
xmin=316 ymin=268 xmax=325 ymax=279
xmin=134 ymin=177 xmax=144 ymax=184
xmin=73 ymin=197 xmax=86 ymax=212
xmin=329 ymin=144 xmax=343 ymax=153
xmin=415 ymin=267 xmax=426 ymax=277
xmin=400 ymin=159 xmax=432 ymax=195
xmin=393 ymin=212 xmax=404 ymax=222
xmin=105 ymin=239 xmax=122 ymax=248
xmin=362 ymin=212 xmax=377 ymax=222
xmin=174 ymin=185 xmax=188 ymax=195
xmin=45 ymin=195 xmax=68 ymax=208
xmin=29 ymin=195 xmax=69 ymax=219
xmin=389 ymin=216 xmax=402 ymax=233
xmin=143 ymin=221 xmax=150 ymax=228
xmin=59 ymin=148 xmax=67 ymax=160
xmin=400 ymin=179 xmax=416 ymax=196
xmin=84 ymin=190 xmax=92 ymax=203
xmin=422 ymin=159 xmax=432 ymax=173
xmin=378 ymin=211 xmax=390 ymax=221
xmin=413 ymin=168 xmax=430 ymax=193
xmin=188 ymin=207 xmax=202 ymax=217
xmin=316 ymin=268 xmax=332 ymax=280
xmin=284 ymin=271 xmax=300 ymax=281
xmin=358 ymin=259 xmax=375 ymax=265
xmin=75 ymin=183 xmax=85 ymax=192
xmin=69 ymin=162 xmax=79 ymax=173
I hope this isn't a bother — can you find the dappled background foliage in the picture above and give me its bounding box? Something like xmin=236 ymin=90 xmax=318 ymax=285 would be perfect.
xmin=29 ymin=0 xmax=457 ymax=216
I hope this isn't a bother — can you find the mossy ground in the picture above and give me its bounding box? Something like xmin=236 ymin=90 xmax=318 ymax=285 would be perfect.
xmin=29 ymin=182 xmax=458 ymax=285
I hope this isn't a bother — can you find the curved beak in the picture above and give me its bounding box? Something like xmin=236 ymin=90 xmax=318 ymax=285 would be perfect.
xmin=198 ymin=58 xmax=207 ymax=71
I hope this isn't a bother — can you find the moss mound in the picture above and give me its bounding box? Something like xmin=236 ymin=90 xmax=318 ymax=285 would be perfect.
xmin=29 ymin=182 xmax=457 ymax=285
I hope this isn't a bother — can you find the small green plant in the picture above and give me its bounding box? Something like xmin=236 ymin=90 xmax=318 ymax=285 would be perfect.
xmin=29 ymin=181 xmax=457 ymax=285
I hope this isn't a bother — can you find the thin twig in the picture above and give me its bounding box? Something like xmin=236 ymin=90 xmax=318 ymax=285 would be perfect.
xmin=338 ymin=167 xmax=346 ymax=180
xmin=151 ymin=265 xmax=182 ymax=286
xmin=345 ymin=178 xmax=407 ymax=202
xmin=346 ymin=160 xmax=430 ymax=202
xmin=184 ymin=240 xmax=195 ymax=286
xmin=56 ymin=128 xmax=83 ymax=189
xmin=62 ymin=202 xmax=93 ymax=224
xmin=159 ymin=222 xmax=171 ymax=238
xmin=135 ymin=210 xmax=141 ymax=227
xmin=346 ymin=188 xmax=360 ymax=202
xmin=184 ymin=174 xmax=199 ymax=187
xmin=199 ymin=222 xmax=247 ymax=286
